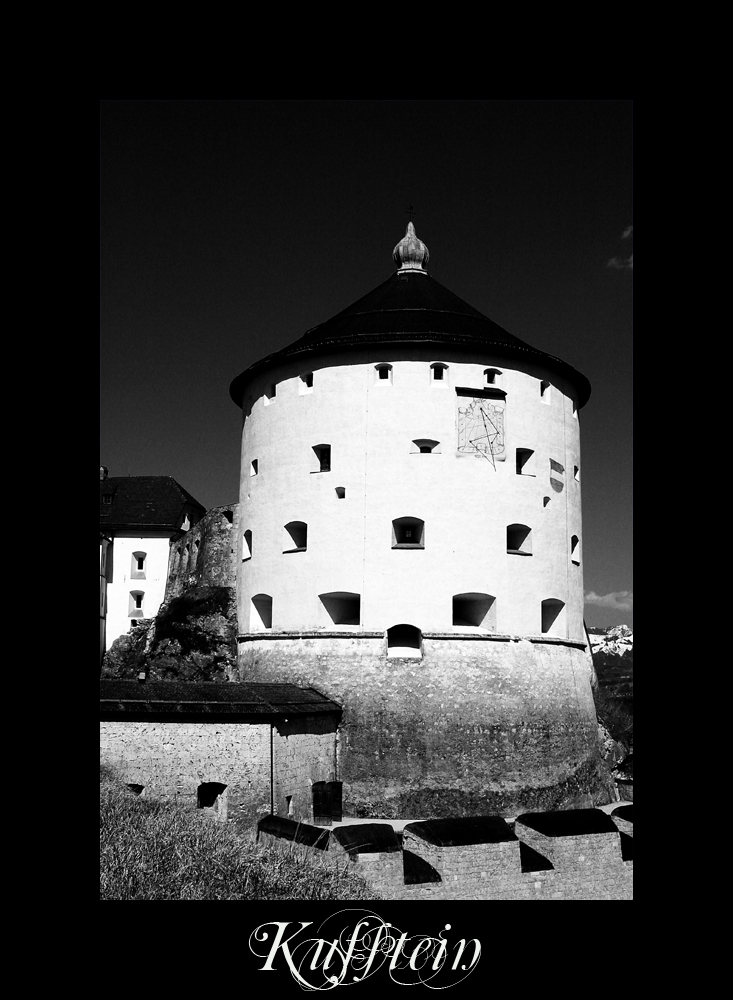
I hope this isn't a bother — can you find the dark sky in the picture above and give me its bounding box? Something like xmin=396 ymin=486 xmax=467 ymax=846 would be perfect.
xmin=100 ymin=100 xmax=632 ymax=629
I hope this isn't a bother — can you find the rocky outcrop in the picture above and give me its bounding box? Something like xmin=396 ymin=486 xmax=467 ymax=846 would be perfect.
xmin=101 ymin=586 xmax=237 ymax=682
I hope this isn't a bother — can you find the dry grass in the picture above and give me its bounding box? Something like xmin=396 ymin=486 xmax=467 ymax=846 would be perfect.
xmin=100 ymin=765 xmax=377 ymax=901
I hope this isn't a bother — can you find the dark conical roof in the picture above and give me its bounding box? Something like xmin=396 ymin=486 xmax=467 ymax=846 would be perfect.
xmin=230 ymin=246 xmax=590 ymax=407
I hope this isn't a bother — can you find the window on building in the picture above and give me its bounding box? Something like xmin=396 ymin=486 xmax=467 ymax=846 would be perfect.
xmin=131 ymin=551 xmax=147 ymax=579
xmin=574 ymin=465 xmax=580 ymax=482
xmin=128 ymin=590 xmax=144 ymax=617
xmin=335 ymin=487 xmax=346 ymax=499
xmin=319 ymin=592 xmax=361 ymax=626
xmin=264 ymin=383 xmax=277 ymax=405
xmin=571 ymin=535 xmax=580 ymax=564
xmin=250 ymin=459 xmax=258 ymax=477
xmin=386 ymin=624 xmax=422 ymax=658
xmin=102 ymin=494 xmax=113 ymax=505
xmin=484 ymin=368 xmax=502 ymax=385
xmin=541 ymin=599 xmax=565 ymax=636
xmin=411 ymin=439 xmax=440 ymax=454
xmin=516 ymin=448 xmax=535 ymax=475
xmin=197 ymin=782 xmax=227 ymax=810
xmin=543 ymin=496 xmax=551 ymax=507
xmin=251 ymin=594 xmax=273 ymax=630
xmin=300 ymin=372 xmax=314 ymax=392
xmin=312 ymin=444 xmax=331 ymax=473
xmin=540 ymin=380 xmax=551 ymax=403
xmin=243 ymin=530 xmax=252 ymax=560
xmin=375 ymin=363 xmax=393 ymax=383
xmin=430 ymin=363 xmax=448 ymax=382
xmin=507 ymin=524 xmax=532 ymax=555
xmin=392 ymin=517 xmax=425 ymax=549
xmin=283 ymin=521 xmax=307 ymax=552
xmin=452 ymin=593 xmax=496 ymax=630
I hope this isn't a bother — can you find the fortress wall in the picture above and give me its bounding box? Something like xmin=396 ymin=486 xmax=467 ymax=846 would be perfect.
xmin=167 ymin=505 xmax=238 ymax=600
xmin=256 ymin=808 xmax=633 ymax=901
xmin=100 ymin=715 xmax=338 ymax=827
xmin=238 ymin=634 xmax=609 ymax=816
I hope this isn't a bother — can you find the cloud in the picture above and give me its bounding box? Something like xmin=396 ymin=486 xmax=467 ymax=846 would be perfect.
xmin=607 ymin=254 xmax=633 ymax=270
xmin=585 ymin=590 xmax=634 ymax=611
xmin=621 ymin=225 xmax=633 ymax=239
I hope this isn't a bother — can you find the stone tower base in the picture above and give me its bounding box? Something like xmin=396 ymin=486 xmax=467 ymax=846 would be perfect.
xmin=237 ymin=632 xmax=614 ymax=818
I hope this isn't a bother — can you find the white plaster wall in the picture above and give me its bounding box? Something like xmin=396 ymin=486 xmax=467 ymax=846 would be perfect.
xmin=105 ymin=532 xmax=174 ymax=648
xmin=236 ymin=346 xmax=584 ymax=642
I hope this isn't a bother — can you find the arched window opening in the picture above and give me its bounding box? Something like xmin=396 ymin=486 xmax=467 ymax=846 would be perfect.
xmin=320 ymin=592 xmax=361 ymax=626
xmin=335 ymin=487 xmax=346 ymax=499
xmin=251 ymin=594 xmax=273 ymax=630
xmin=430 ymin=363 xmax=448 ymax=382
xmin=516 ymin=448 xmax=535 ymax=475
xmin=242 ymin=530 xmax=252 ymax=561
xmin=571 ymin=535 xmax=580 ymax=565
xmin=128 ymin=590 xmax=145 ymax=617
xmin=387 ymin=624 xmax=422 ymax=658
xmin=484 ymin=368 xmax=502 ymax=385
xmin=507 ymin=524 xmax=532 ymax=555
xmin=453 ymin=593 xmax=496 ymax=632
xmin=375 ymin=363 xmax=393 ymax=383
xmin=411 ymin=439 xmax=440 ymax=454
xmin=283 ymin=521 xmax=307 ymax=552
xmin=312 ymin=444 xmax=331 ymax=473
xmin=300 ymin=372 xmax=314 ymax=393
xmin=541 ymin=599 xmax=565 ymax=636
xmin=540 ymin=380 xmax=551 ymax=403
xmin=453 ymin=593 xmax=496 ymax=630
xmin=392 ymin=517 xmax=425 ymax=549
xmin=543 ymin=496 xmax=551 ymax=507
xmin=131 ymin=551 xmax=147 ymax=579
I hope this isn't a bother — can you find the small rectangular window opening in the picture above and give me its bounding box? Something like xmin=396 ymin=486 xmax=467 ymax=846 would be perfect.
xmin=379 ymin=367 xmax=389 ymax=380
xmin=516 ymin=448 xmax=535 ymax=475
xmin=392 ymin=518 xmax=425 ymax=549
xmin=250 ymin=459 xmax=258 ymax=477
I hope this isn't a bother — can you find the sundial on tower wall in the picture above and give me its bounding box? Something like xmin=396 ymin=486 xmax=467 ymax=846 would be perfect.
xmin=456 ymin=386 xmax=507 ymax=466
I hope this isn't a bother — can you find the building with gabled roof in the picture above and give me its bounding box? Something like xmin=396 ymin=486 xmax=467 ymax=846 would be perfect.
xmin=100 ymin=679 xmax=342 ymax=824
xmin=100 ymin=469 xmax=206 ymax=660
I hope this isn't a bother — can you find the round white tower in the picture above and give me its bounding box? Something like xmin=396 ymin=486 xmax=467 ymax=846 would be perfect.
xmin=229 ymin=224 xmax=609 ymax=818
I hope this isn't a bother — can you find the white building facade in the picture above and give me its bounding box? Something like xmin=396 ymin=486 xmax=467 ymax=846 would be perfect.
xmin=99 ymin=472 xmax=206 ymax=658
xmin=229 ymin=225 xmax=609 ymax=819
